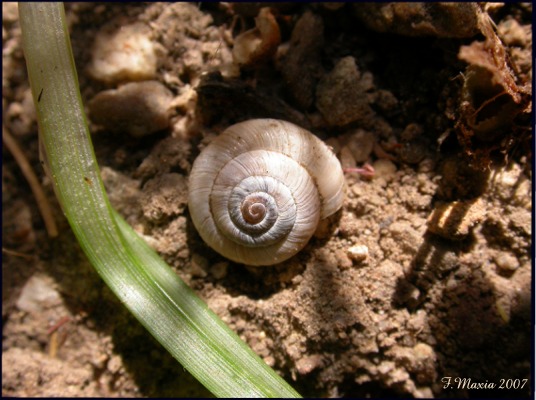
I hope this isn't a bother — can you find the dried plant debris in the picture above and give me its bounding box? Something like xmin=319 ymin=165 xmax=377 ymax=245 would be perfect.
xmin=427 ymin=198 xmax=487 ymax=240
xmin=457 ymin=9 xmax=532 ymax=167
xmin=232 ymin=7 xmax=281 ymax=68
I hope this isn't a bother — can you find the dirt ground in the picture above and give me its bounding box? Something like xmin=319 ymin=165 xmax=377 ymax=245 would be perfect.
xmin=2 ymin=3 xmax=533 ymax=398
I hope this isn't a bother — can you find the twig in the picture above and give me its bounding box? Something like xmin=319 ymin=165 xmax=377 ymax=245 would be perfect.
xmin=2 ymin=125 xmax=58 ymax=237
xmin=2 ymin=247 xmax=35 ymax=260
xmin=47 ymin=315 xmax=71 ymax=335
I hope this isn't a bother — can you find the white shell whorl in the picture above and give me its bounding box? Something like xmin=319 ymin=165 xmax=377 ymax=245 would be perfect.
xmin=188 ymin=118 xmax=345 ymax=266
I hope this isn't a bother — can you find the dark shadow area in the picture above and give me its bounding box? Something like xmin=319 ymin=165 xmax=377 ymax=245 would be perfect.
xmin=339 ymin=377 xmax=418 ymax=398
xmin=435 ymin=269 xmax=532 ymax=398
xmin=91 ymin=128 xmax=169 ymax=175
xmin=184 ymin=207 xmax=346 ymax=300
xmin=195 ymin=71 xmax=312 ymax=130
xmin=394 ymin=229 xmax=532 ymax=398
xmin=393 ymin=232 xmax=471 ymax=309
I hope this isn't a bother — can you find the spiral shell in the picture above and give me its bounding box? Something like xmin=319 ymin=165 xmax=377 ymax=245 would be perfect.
xmin=188 ymin=119 xmax=345 ymax=266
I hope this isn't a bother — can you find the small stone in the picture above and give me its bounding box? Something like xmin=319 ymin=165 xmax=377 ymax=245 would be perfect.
xmin=351 ymin=331 xmax=378 ymax=353
xmin=389 ymin=221 xmax=421 ymax=253
xmin=494 ymin=252 xmax=519 ymax=272
xmin=101 ymin=167 xmax=142 ymax=216
xmin=407 ymin=310 xmax=427 ymax=333
xmin=16 ymin=274 xmax=60 ymax=313
xmin=88 ymin=23 xmax=157 ymax=84
xmin=373 ymin=159 xmax=397 ymax=179
xmin=90 ymin=354 xmax=108 ymax=370
xmin=513 ymin=179 xmax=531 ymax=209
xmin=295 ymin=354 xmax=322 ymax=375
xmin=107 ymin=355 xmax=122 ymax=374
xmin=263 ymin=355 xmax=275 ymax=367
xmin=5 ymin=88 xmax=36 ymax=136
xmin=89 ymin=81 xmax=173 ymax=137
xmin=347 ymin=244 xmax=369 ymax=262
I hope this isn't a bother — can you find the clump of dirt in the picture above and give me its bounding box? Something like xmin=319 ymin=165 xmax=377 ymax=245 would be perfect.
xmin=2 ymin=2 xmax=532 ymax=398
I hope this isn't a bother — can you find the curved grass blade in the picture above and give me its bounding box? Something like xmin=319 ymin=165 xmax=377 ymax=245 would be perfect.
xmin=18 ymin=2 xmax=300 ymax=397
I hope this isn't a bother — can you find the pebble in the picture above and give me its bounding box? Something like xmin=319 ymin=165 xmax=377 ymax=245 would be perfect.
xmin=347 ymin=244 xmax=369 ymax=262
xmin=16 ymin=274 xmax=60 ymax=313
xmin=494 ymin=252 xmax=519 ymax=272
xmin=295 ymin=354 xmax=322 ymax=375
xmin=89 ymin=81 xmax=173 ymax=137
xmin=373 ymin=159 xmax=397 ymax=179
xmin=88 ymin=23 xmax=158 ymax=84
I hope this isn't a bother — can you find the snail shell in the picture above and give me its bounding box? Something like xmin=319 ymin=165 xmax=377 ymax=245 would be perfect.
xmin=188 ymin=119 xmax=345 ymax=266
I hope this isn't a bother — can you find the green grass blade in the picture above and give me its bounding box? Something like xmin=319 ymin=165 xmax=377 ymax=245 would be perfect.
xmin=18 ymin=2 xmax=300 ymax=397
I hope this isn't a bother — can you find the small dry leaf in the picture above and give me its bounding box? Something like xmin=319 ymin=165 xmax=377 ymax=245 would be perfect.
xmin=232 ymin=8 xmax=281 ymax=67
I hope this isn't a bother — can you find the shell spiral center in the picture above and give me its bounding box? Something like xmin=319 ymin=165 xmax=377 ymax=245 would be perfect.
xmin=221 ymin=174 xmax=296 ymax=247
xmin=241 ymin=194 xmax=268 ymax=224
